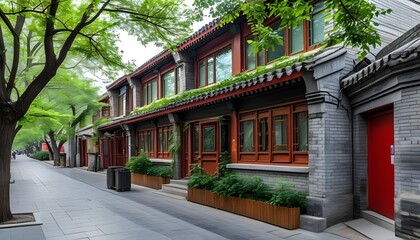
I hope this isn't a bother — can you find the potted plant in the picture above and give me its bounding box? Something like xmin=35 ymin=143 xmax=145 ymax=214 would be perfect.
xmin=125 ymin=153 xmax=172 ymax=189
xmin=187 ymin=166 xmax=306 ymax=230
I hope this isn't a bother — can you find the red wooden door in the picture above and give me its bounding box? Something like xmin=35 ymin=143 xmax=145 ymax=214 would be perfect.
xmin=368 ymin=110 xmax=394 ymax=219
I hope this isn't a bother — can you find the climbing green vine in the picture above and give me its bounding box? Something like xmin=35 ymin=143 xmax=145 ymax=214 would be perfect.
xmin=132 ymin=49 xmax=321 ymax=116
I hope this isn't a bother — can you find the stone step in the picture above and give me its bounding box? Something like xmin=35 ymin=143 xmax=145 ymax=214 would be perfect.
xmin=344 ymin=218 xmax=400 ymax=240
xmin=170 ymin=179 xmax=188 ymax=186
xmin=160 ymin=183 xmax=188 ymax=198
xmin=361 ymin=210 xmax=394 ymax=232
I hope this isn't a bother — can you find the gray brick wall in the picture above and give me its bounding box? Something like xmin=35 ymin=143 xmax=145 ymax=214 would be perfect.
xmin=352 ymin=114 xmax=368 ymax=218
xmin=174 ymin=52 xmax=195 ymax=92
xmin=307 ymin=54 xmax=353 ymax=198
xmin=232 ymin=169 xmax=309 ymax=192
xmin=305 ymin=52 xmax=354 ymax=226
xmin=394 ymin=86 xmax=420 ymax=239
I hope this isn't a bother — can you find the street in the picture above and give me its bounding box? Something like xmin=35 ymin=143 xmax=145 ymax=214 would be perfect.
xmin=3 ymin=156 xmax=344 ymax=240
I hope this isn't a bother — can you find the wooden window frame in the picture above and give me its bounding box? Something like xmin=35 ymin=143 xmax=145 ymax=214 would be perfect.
xmin=162 ymin=69 xmax=179 ymax=98
xmin=118 ymin=86 xmax=127 ymax=116
xmin=142 ymin=78 xmax=158 ymax=106
xmin=157 ymin=125 xmax=173 ymax=159
xmin=202 ymin=123 xmax=217 ymax=153
xmin=243 ymin=1 xmax=326 ymax=70
xmin=238 ymin=102 xmax=308 ymax=165
xmin=137 ymin=128 xmax=155 ymax=157
xmin=197 ymin=46 xmax=232 ymax=88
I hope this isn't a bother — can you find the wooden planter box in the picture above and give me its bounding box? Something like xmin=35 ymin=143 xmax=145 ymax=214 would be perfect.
xmin=188 ymin=188 xmax=300 ymax=230
xmin=131 ymin=173 xmax=170 ymax=190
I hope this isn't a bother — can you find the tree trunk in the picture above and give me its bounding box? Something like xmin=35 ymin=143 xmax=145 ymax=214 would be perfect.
xmin=47 ymin=132 xmax=60 ymax=166
xmin=0 ymin=117 xmax=17 ymax=222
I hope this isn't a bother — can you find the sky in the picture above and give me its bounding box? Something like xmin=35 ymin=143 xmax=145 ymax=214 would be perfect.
xmin=92 ymin=2 xmax=212 ymax=94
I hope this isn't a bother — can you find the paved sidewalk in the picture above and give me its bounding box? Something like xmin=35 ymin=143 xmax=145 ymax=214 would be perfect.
xmin=2 ymin=156 xmax=348 ymax=240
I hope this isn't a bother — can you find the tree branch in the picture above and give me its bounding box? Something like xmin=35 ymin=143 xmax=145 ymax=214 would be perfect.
xmin=7 ymin=15 xmax=25 ymax=96
xmin=0 ymin=25 xmax=6 ymax=102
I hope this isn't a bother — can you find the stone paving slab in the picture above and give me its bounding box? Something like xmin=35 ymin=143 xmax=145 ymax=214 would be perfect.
xmin=4 ymin=156 xmax=349 ymax=240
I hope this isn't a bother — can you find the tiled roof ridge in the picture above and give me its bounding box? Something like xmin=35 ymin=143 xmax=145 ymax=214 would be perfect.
xmin=130 ymin=19 xmax=220 ymax=76
xmin=341 ymin=38 xmax=420 ymax=89
xmin=98 ymin=46 xmax=342 ymax=130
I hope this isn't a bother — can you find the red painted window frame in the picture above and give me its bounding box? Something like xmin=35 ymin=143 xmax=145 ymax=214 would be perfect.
xmin=238 ymin=102 xmax=308 ymax=165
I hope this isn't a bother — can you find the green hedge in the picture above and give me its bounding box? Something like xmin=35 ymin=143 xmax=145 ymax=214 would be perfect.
xmin=30 ymin=151 xmax=50 ymax=160
xmin=125 ymin=153 xmax=173 ymax=178
xmin=188 ymin=168 xmax=307 ymax=209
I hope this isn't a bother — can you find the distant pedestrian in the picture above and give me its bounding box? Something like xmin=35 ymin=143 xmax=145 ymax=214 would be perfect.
xmin=11 ymin=151 xmax=16 ymax=160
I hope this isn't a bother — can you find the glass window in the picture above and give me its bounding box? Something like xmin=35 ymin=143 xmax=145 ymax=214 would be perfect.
xmin=147 ymin=83 xmax=151 ymax=104
xmin=267 ymin=28 xmax=286 ymax=62
xmin=259 ymin=118 xmax=268 ymax=152
xmin=143 ymin=79 xmax=158 ymax=105
xmin=310 ymin=2 xmax=326 ymax=45
xmin=215 ymin=48 xmax=232 ymax=83
xmin=163 ymin=70 xmax=175 ymax=97
xmin=246 ymin=39 xmax=256 ymax=70
xmin=294 ymin=112 xmax=308 ymax=151
xmin=199 ymin=61 xmax=205 ymax=87
xmin=291 ymin=23 xmax=304 ymax=53
xmin=273 ymin=115 xmax=288 ymax=151
xmin=241 ymin=120 xmax=254 ymax=152
xmin=139 ymin=130 xmax=154 ymax=157
xmin=208 ymin=57 xmax=214 ymax=84
xmin=151 ymin=80 xmax=157 ymax=102
xmin=203 ymin=126 xmax=215 ymax=152
xmin=257 ymin=50 xmax=265 ymax=67
xmin=158 ymin=126 xmax=172 ymax=157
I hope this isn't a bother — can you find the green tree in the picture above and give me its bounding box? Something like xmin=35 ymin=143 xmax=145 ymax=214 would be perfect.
xmin=44 ymin=73 xmax=101 ymax=166
xmin=0 ymin=0 xmax=194 ymax=222
xmin=193 ymin=0 xmax=391 ymax=59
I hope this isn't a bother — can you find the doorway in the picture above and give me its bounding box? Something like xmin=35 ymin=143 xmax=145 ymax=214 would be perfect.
xmin=368 ymin=110 xmax=394 ymax=219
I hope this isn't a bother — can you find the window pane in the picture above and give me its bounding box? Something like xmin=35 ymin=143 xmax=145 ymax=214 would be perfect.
xmin=241 ymin=120 xmax=254 ymax=152
xmin=246 ymin=39 xmax=256 ymax=70
xmin=259 ymin=118 xmax=268 ymax=152
xmin=143 ymin=85 xmax=147 ymax=105
xmin=310 ymin=2 xmax=326 ymax=45
xmin=193 ymin=125 xmax=199 ymax=153
xmin=163 ymin=71 xmax=175 ymax=97
xmin=208 ymin=57 xmax=214 ymax=84
xmin=151 ymin=80 xmax=157 ymax=102
xmin=215 ymin=48 xmax=232 ymax=82
xmin=147 ymin=83 xmax=151 ymax=104
xmin=291 ymin=23 xmax=304 ymax=53
xmin=203 ymin=126 xmax=215 ymax=152
xmin=199 ymin=61 xmax=206 ymax=87
xmin=267 ymin=28 xmax=286 ymax=62
xmin=257 ymin=50 xmax=265 ymax=67
xmin=294 ymin=112 xmax=308 ymax=151
xmin=273 ymin=115 xmax=288 ymax=151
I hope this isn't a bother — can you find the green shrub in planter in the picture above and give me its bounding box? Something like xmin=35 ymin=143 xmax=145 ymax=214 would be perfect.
xmin=146 ymin=165 xmax=172 ymax=178
xmin=30 ymin=151 xmax=50 ymax=160
xmin=188 ymin=172 xmax=217 ymax=190
xmin=268 ymin=179 xmax=307 ymax=209
xmin=268 ymin=190 xmax=307 ymax=209
xmin=213 ymin=174 xmax=272 ymax=202
xmin=125 ymin=153 xmax=152 ymax=174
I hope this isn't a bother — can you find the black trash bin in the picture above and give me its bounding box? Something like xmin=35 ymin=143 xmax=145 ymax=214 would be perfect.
xmin=115 ymin=168 xmax=131 ymax=192
xmin=106 ymin=166 xmax=123 ymax=189
xmin=60 ymin=153 xmax=66 ymax=167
